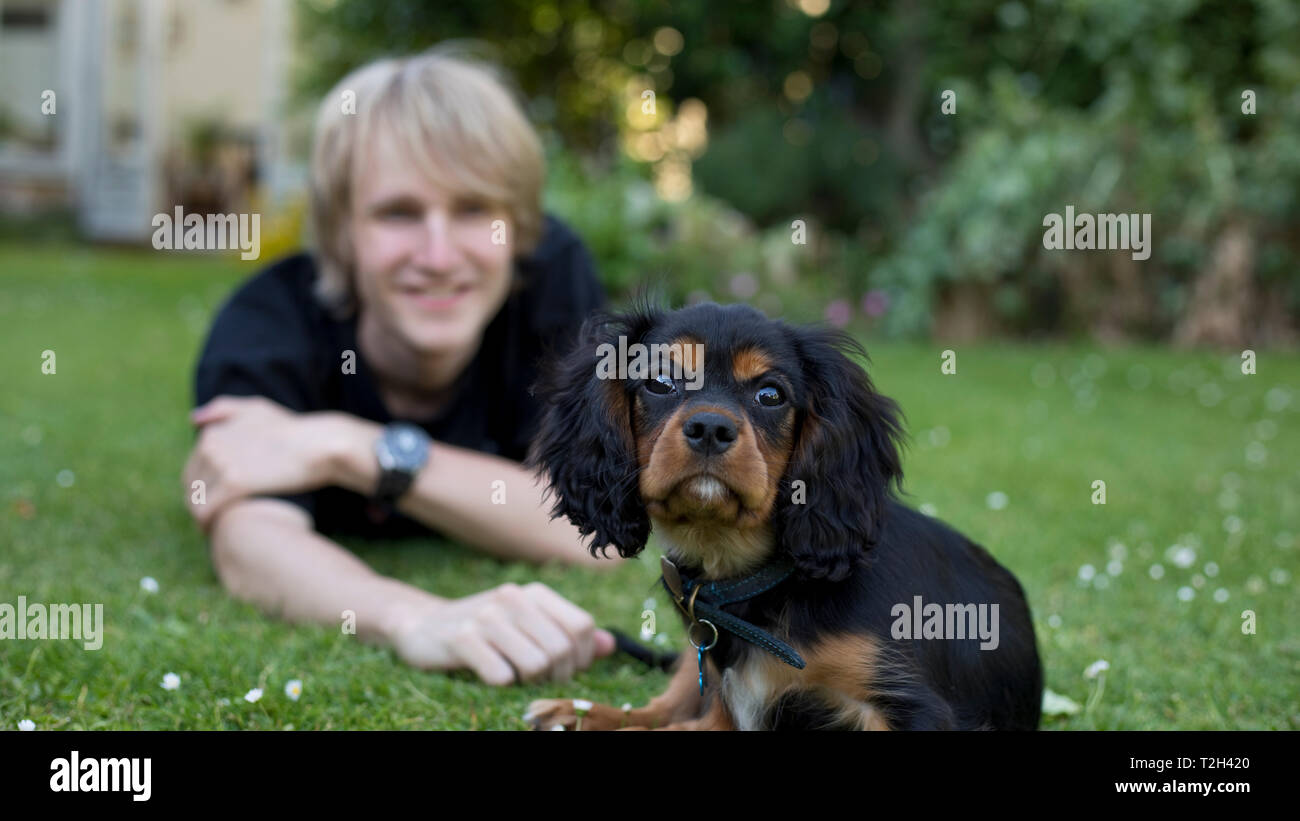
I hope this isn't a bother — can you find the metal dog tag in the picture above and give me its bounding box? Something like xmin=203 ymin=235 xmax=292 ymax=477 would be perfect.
xmin=661 ymin=556 xmax=684 ymax=601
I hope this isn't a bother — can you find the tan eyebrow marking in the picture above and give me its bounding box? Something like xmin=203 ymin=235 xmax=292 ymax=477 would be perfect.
xmin=665 ymin=336 xmax=704 ymax=375
xmin=732 ymin=347 xmax=774 ymax=383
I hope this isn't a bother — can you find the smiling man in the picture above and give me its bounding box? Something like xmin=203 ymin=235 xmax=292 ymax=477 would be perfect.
xmin=183 ymin=48 xmax=617 ymax=686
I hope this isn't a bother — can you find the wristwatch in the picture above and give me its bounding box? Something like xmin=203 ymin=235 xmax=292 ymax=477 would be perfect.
xmin=373 ymin=422 xmax=432 ymax=505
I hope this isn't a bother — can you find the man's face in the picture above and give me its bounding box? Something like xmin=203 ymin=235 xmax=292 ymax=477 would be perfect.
xmin=348 ymin=131 xmax=515 ymax=355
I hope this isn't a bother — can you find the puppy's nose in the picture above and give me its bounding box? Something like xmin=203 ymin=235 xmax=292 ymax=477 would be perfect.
xmin=683 ymin=412 xmax=737 ymax=456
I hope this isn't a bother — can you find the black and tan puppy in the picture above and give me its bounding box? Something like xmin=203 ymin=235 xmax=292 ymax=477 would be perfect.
xmin=525 ymin=301 xmax=1042 ymax=730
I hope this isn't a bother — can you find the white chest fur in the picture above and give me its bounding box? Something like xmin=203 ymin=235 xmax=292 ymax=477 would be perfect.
xmin=719 ymin=659 xmax=778 ymax=731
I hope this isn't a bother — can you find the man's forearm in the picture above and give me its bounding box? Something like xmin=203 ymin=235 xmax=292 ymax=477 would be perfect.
xmin=316 ymin=412 xmax=611 ymax=568
xmin=209 ymin=498 xmax=444 ymax=644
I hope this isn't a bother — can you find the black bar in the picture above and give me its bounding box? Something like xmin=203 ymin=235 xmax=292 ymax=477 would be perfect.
xmin=1 ymin=730 xmax=1285 ymax=807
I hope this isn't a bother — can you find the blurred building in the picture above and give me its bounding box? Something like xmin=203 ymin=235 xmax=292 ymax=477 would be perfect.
xmin=0 ymin=0 xmax=297 ymax=240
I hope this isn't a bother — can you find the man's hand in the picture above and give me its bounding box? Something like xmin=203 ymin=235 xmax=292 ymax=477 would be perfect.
xmin=183 ymin=396 xmax=358 ymax=529
xmin=387 ymin=582 xmax=617 ymax=685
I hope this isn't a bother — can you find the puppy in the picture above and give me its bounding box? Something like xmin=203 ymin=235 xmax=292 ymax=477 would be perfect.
xmin=525 ymin=301 xmax=1042 ymax=730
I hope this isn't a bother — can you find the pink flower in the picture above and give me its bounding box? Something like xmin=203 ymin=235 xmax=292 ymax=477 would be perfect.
xmin=861 ymin=290 xmax=890 ymax=317
xmin=729 ymin=273 xmax=758 ymax=300
xmin=824 ymin=299 xmax=852 ymax=328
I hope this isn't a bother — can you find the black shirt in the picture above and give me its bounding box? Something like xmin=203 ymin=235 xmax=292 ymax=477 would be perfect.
xmin=193 ymin=214 xmax=605 ymax=539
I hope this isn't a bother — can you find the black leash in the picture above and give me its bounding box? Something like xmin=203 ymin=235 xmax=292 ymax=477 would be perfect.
xmin=606 ymin=556 xmax=805 ymax=689
xmin=606 ymin=627 xmax=679 ymax=671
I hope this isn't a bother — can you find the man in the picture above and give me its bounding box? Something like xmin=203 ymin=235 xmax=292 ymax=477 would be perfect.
xmin=184 ymin=49 xmax=617 ymax=686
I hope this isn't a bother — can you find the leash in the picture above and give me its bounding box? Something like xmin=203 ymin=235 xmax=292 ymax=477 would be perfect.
xmin=659 ymin=556 xmax=805 ymax=694
xmin=605 ymin=626 xmax=679 ymax=671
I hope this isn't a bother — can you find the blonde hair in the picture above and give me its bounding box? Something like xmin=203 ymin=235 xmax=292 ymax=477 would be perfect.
xmin=309 ymin=46 xmax=545 ymax=315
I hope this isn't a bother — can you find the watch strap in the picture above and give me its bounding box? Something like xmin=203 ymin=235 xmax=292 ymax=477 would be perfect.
xmin=375 ymin=466 xmax=415 ymax=504
xmin=373 ymin=422 xmax=431 ymax=505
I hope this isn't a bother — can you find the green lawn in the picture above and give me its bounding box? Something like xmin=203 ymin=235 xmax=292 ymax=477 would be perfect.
xmin=2 ymin=242 xmax=1297 ymax=730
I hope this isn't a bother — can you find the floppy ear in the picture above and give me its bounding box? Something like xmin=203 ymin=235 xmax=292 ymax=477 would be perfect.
xmin=777 ymin=326 xmax=905 ymax=581
xmin=526 ymin=310 xmax=655 ymax=559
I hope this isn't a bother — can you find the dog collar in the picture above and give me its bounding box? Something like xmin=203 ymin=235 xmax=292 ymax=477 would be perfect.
xmin=660 ymin=556 xmax=806 ymax=673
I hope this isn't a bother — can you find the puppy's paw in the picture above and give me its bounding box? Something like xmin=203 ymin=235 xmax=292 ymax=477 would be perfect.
xmin=523 ymin=698 xmax=579 ymax=731
xmin=524 ymin=698 xmax=644 ymax=731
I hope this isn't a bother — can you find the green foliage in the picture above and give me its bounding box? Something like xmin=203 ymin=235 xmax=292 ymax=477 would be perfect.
xmin=0 ymin=210 xmax=79 ymax=243
xmin=693 ymin=101 xmax=906 ymax=235
xmin=545 ymin=148 xmax=877 ymax=324
xmin=294 ymin=0 xmax=643 ymax=149
xmin=873 ymin=0 xmax=1300 ymax=337
xmin=293 ymin=0 xmax=1300 ymax=340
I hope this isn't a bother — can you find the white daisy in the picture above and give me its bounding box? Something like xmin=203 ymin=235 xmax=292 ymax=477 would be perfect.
xmin=284 ymin=679 xmax=302 ymax=702
xmin=1084 ymin=659 xmax=1110 ymax=679
xmin=244 ymin=688 xmax=263 ymax=704
xmin=1041 ymin=689 xmax=1081 ymax=717
xmin=161 ymin=672 xmax=181 ymax=690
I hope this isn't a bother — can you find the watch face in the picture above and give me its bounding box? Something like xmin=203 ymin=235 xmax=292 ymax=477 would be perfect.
xmin=396 ymin=429 xmax=420 ymax=451
xmin=383 ymin=424 xmax=430 ymax=472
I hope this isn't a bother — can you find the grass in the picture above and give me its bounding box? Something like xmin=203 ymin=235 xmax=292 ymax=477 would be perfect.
xmin=1 ymin=241 xmax=1297 ymax=730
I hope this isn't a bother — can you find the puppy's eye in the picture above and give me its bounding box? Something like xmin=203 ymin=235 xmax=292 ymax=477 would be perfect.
xmin=645 ymin=374 xmax=676 ymax=395
xmin=756 ymin=385 xmax=784 ymax=407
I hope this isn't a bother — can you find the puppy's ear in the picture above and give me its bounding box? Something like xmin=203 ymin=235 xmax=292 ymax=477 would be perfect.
xmin=527 ymin=309 xmax=654 ymax=558
xmin=778 ymin=326 xmax=904 ymax=581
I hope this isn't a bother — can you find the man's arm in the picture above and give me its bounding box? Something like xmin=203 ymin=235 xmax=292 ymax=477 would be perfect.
xmin=316 ymin=413 xmax=615 ymax=568
xmin=185 ymin=396 xmax=614 ymax=570
xmin=209 ymin=497 xmax=437 ymax=643
xmin=207 ymin=497 xmax=614 ymax=684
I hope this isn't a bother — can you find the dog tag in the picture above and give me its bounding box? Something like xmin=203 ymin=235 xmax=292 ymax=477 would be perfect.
xmin=661 ymin=557 xmax=684 ymax=601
